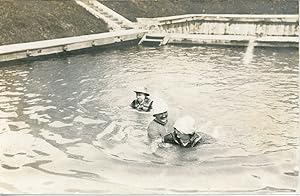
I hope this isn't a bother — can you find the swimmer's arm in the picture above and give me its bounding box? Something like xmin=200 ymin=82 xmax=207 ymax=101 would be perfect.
xmin=150 ymin=135 xmax=175 ymax=152
xmin=150 ymin=137 xmax=163 ymax=153
xmin=147 ymin=125 xmax=161 ymax=153
xmin=162 ymin=133 xmax=177 ymax=145
xmin=147 ymin=125 xmax=161 ymax=140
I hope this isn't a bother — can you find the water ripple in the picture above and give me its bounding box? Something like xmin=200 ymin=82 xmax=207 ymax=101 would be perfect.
xmin=0 ymin=46 xmax=298 ymax=193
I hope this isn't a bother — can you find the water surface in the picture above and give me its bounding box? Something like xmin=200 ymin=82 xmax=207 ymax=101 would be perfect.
xmin=0 ymin=45 xmax=298 ymax=193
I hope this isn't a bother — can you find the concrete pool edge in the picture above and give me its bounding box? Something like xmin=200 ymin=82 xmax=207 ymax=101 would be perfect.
xmin=0 ymin=24 xmax=298 ymax=63
xmin=166 ymin=34 xmax=299 ymax=48
xmin=0 ymin=29 xmax=147 ymax=63
xmin=137 ymin=14 xmax=299 ymax=48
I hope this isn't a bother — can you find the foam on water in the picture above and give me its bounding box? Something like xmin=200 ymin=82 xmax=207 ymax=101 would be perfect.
xmin=48 ymin=121 xmax=73 ymax=128
xmin=0 ymin=96 xmax=20 ymax=103
xmin=0 ymin=110 xmax=18 ymax=118
xmin=73 ymin=116 xmax=106 ymax=125
xmin=39 ymin=129 xmax=82 ymax=144
xmin=25 ymin=93 xmax=40 ymax=98
xmin=23 ymin=106 xmax=57 ymax=114
xmin=28 ymin=113 xmax=51 ymax=123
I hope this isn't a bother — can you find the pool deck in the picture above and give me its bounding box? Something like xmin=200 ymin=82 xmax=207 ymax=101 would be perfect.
xmin=0 ymin=29 xmax=146 ymax=62
xmin=0 ymin=12 xmax=298 ymax=63
xmin=0 ymin=31 xmax=297 ymax=63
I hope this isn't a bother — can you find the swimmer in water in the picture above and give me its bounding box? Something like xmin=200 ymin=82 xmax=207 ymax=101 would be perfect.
xmin=130 ymin=87 xmax=153 ymax=112
xmin=151 ymin=115 xmax=215 ymax=151
xmin=147 ymin=99 xmax=174 ymax=152
xmin=147 ymin=99 xmax=172 ymax=140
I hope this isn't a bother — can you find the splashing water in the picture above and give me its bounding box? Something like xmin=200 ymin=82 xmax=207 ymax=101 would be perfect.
xmin=243 ymin=37 xmax=256 ymax=65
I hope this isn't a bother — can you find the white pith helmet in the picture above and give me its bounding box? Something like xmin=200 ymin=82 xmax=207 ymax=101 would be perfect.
xmin=174 ymin=115 xmax=196 ymax=134
xmin=152 ymin=98 xmax=168 ymax=116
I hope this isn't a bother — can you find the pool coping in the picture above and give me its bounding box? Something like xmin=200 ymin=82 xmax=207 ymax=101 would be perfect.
xmin=0 ymin=29 xmax=147 ymax=62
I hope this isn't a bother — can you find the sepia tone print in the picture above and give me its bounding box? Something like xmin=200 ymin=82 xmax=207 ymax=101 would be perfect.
xmin=0 ymin=0 xmax=299 ymax=194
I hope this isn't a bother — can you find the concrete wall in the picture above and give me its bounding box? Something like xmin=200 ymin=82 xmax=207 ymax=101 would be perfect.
xmin=0 ymin=30 xmax=146 ymax=62
xmin=137 ymin=15 xmax=298 ymax=36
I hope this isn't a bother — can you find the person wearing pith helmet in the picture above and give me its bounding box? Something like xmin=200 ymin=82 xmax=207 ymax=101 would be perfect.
xmin=162 ymin=115 xmax=215 ymax=148
xmin=147 ymin=99 xmax=172 ymax=140
xmin=130 ymin=86 xmax=153 ymax=112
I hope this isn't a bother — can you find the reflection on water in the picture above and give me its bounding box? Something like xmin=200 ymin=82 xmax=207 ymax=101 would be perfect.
xmin=0 ymin=45 xmax=298 ymax=193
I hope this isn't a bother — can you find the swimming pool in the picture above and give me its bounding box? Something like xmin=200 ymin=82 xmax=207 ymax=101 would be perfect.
xmin=0 ymin=45 xmax=298 ymax=193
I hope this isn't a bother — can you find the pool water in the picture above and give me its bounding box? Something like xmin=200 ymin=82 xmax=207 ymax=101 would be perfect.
xmin=0 ymin=45 xmax=298 ymax=193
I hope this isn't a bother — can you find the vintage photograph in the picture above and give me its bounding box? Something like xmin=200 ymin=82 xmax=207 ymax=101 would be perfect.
xmin=0 ymin=0 xmax=299 ymax=194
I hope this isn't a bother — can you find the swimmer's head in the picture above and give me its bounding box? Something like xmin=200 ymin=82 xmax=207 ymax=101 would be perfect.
xmin=134 ymin=87 xmax=149 ymax=103
xmin=152 ymin=99 xmax=168 ymax=125
xmin=173 ymin=116 xmax=196 ymax=146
